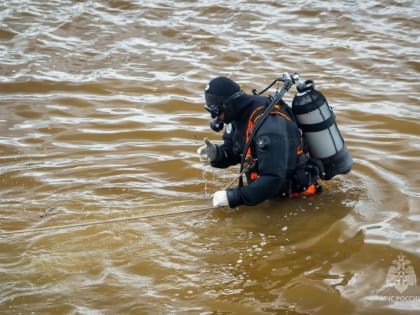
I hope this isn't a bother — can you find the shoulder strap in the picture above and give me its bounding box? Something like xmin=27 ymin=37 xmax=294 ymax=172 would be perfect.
xmin=238 ymin=80 xmax=294 ymax=187
xmin=239 ymin=103 xmax=294 ymax=187
xmin=246 ymin=104 xmax=293 ymax=147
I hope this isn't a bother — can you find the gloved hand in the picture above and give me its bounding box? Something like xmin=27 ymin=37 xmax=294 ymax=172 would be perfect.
xmin=197 ymin=138 xmax=217 ymax=163
xmin=212 ymin=190 xmax=229 ymax=207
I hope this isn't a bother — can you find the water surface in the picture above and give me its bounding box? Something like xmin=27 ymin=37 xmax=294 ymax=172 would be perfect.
xmin=0 ymin=1 xmax=419 ymax=314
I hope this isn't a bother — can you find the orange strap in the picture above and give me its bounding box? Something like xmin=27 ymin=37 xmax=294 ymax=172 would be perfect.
xmin=249 ymin=171 xmax=258 ymax=180
xmin=244 ymin=104 xmax=295 ymax=181
xmin=289 ymin=183 xmax=318 ymax=198
xmin=245 ymin=104 xmax=292 ymax=158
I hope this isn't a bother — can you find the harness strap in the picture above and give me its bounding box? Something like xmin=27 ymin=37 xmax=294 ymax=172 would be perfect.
xmin=243 ymin=104 xmax=295 ymax=182
xmin=238 ymin=80 xmax=294 ymax=188
xmin=245 ymin=104 xmax=293 ymax=158
xmin=289 ymin=182 xmax=320 ymax=198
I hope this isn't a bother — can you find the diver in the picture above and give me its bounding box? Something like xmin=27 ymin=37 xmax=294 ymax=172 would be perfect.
xmin=197 ymin=76 xmax=325 ymax=208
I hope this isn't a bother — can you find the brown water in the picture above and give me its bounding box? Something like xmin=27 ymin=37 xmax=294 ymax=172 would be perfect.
xmin=0 ymin=1 xmax=419 ymax=314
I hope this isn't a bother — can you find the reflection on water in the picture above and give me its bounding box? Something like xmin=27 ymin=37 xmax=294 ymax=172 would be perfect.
xmin=0 ymin=0 xmax=419 ymax=314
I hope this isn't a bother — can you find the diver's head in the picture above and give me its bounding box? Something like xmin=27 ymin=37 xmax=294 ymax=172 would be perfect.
xmin=204 ymin=76 xmax=244 ymax=123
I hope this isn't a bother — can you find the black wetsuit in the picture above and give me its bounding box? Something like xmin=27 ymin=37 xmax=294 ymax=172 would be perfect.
xmin=211 ymin=94 xmax=319 ymax=208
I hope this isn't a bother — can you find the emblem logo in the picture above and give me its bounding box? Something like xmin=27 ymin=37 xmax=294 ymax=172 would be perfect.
xmin=226 ymin=123 xmax=232 ymax=134
xmin=386 ymin=253 xmax=417 ymax=294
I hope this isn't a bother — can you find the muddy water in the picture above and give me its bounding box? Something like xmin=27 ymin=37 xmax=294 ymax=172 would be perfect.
xmin=0 ymin=1 xmax=419 ymax=314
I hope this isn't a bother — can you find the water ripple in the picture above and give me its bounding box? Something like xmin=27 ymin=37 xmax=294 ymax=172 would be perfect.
xmin=1 ymin=0 xmax=419 ymax=314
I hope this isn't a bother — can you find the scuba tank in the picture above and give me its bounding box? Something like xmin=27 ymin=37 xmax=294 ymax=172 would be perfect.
xmin=292 ymin=79 xmax=352 ymax=180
